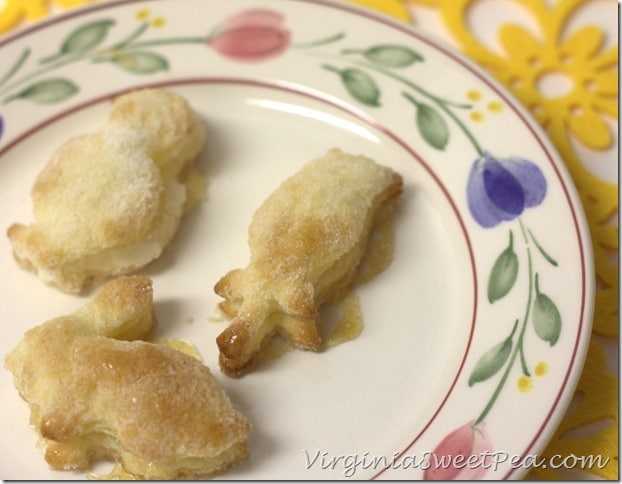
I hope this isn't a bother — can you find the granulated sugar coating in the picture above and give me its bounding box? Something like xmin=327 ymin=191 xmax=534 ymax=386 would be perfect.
xmin=215 ymin=148 xmax=403 ymax=376
xmin=7 ymin=88 xmax=207 ymax=294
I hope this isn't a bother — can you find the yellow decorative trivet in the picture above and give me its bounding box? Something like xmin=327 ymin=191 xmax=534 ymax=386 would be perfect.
xmin=531 ymin=337 xmax=618 ymax=479
xmin=0 ymin=0 xmax=102 ymax=33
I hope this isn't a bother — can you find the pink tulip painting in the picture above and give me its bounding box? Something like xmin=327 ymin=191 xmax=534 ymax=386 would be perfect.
xmin=208 ymin=9 xmax=291 ymax=62
xmin=424 ymin=420 xmax=493 ymax=480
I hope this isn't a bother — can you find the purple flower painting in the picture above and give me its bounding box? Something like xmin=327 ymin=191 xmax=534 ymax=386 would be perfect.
xmin=466 ymin=152 xmax=547 ymax=228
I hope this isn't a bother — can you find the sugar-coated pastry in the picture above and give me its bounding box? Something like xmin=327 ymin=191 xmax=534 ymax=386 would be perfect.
xmin=7 ymin=88 xmax=206 ymax=294
xmin=215 ymin=149 xmax=403 ymax=376
xmin=5 ymin=276 xmax=252 ymax=480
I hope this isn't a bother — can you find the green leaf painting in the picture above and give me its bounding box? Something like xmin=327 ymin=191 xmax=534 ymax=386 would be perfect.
xmin=323 ymin=65 xmax=381 ymax=107
xmin=40 ymin=19 xmax=116 ymax=63
xmin=5 ymin=79 xmax=78 ymax=104
xmin=61 ymin=19 xmax=116 ymax=55
xmin=488 ymin=231 xmax=519 ymax=303
xmin=469 ymin=334 xmax=513 ymax=386
xmin=402 ymin=91 xmax=450 ymax=150
xmin=416 ymin=102 xmax=449 ymax=150
xmin=109 ymin=51 xmax=169 ymax=74
xmin=532 ymin=274 xmax=562 ymax=346
xmin=343 ymin=44 xmax=423 ymax=68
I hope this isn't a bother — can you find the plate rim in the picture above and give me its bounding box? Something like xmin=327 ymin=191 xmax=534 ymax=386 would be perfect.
xmin=0 ymin=0 xmax=595 ymax=479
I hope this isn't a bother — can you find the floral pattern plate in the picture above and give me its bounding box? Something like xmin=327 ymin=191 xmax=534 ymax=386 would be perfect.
xmin=0 ymin=0 xmax=593 ymax=480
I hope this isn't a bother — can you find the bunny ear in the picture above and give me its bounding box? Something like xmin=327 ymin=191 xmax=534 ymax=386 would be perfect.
xmin=73 ymin=276 xmax=155 ymax=341
xmin=214 ymin=268 xmax=246 ymax=301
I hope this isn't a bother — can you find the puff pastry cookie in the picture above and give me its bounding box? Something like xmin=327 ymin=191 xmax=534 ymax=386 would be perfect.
xmin=215 ymin=149 xmax=403 ymax=376
xmin=5 ymin=276 xmax=251 ymax=480
xmin=7 ymin=88 xmax=206 ymax=293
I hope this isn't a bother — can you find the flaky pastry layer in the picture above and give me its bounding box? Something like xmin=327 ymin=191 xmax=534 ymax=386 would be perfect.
xmin=215 ymin=148 xmax=403 ymax=376
xmin=5 ymin=276 xmax=251 ymax=479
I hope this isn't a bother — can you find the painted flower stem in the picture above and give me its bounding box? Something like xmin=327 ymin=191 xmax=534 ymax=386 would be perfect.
xmin=0 ymin=48 xmax=31 ymax=88
xmin=475 ymin=218 xmax=534 ymax=424
xmin=397 ymin=79 xmax=482 ymax=156
xmin=321 ymin=64 xmax=341 ymax=75
xmin=528 ymin=227 xmax=558 ymax=266
xmin=358 ymin=61 xmax=471 ymax=110
xmin=110 ymin=21 xmax=151 ymax=50
xmin=354 ymin=60 xmax=486 ymax=155
xmin=293 ymin=32 xmax=345 ymax=49
xmin=118 ymin=36 xmax=208 ymax=50
xmin=518 ymin=331 xmax=530 ymax=376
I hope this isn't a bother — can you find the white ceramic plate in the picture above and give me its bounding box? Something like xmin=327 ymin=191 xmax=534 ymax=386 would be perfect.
xmin=0 ymin=0 xmax=594 ymax=480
